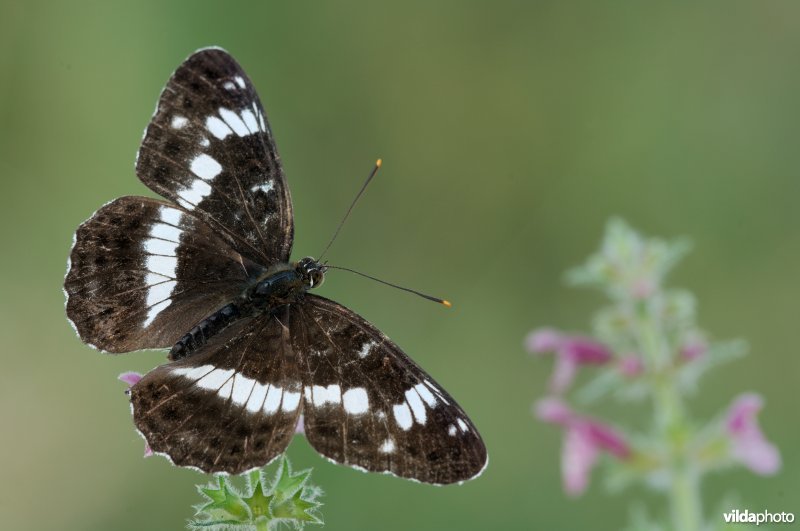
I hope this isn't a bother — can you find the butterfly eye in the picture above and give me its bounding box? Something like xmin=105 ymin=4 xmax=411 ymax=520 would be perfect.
xmin=311 ymin=270 xmax=324 ymax=288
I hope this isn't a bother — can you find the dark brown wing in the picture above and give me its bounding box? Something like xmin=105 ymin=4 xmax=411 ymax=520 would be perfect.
xmin=64 ymin=196 xmax=259 ymax=352
xmin=289 ymin=295 xmax=488 ymax=485
xmin=130 ymin=309 xmax=302 ymax=474
xmin=135 ymin=47 xmax=293 ymax=266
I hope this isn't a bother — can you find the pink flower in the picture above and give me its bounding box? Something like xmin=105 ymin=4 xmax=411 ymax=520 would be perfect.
xmin=526 ymin=329 xmax=613 ymax=393
xmin=118 ymin=371 xmax=143 ymax=388
xmin=726 ymin=393 xmax=780 ymax=475
xmin=118 ymin=372 xmax=153 ymax=458
xmin=680 ymin=339 xmax=707 ymax=362
xmin=535 ymin=397 xmax=631 ymax=496
xmin=618 ymin=355 xmax=644 ymax=377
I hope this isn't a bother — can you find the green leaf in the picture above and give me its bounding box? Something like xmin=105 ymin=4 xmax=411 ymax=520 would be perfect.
xmin=196 ymin=476 xmax=250 ymax=521
xmin=272 ymin=489 xmax=323 ymax=524
xmin=270 ymin=457 xmax=312 ymax=504
xmin=189 ymin=455 xmax=323 ymax=530
xmin=242 ymin=476 xmax=273 ymax=519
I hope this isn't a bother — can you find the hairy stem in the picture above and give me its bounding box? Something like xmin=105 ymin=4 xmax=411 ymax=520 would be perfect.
xmin=637 ymin=302 xmax=703 ymax=531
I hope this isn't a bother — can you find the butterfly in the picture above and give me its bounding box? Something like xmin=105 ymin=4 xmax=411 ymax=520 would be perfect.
xmin=64 ymin=47 xmax=487 ymax=484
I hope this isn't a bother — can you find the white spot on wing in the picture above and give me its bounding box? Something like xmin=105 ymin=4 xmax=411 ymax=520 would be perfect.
xmin=263 ymin=385 xmax=282 ymax=414
xmin=312 ymin=384 xmax=341 ymax=406
xmin=150 ymin=222 xmax=181 ymax=242
xmin=172 ymin=364 xmax=215 ymax=380
xmin=241 ymin=109 xmax=259 ymax=134
xmin=199 ymin=136 xmax=210 ymax=147
xmin=448 ymin=424 xmax=457 ymax=436
xmin=176 ymin=179 xmax=212 ymax=209
xmin=230 ymin=374 xmax=257 ymax=407
xmin=414 ymin=383 xmax=437 ymax=408
xmin=145 ymin=280 xmax=176 ymax=308
xmin=141 ymin=207 xmax=184 ymax=327
xmin=196 ymin=368 xmax=235 ymax=390
xmin=250 ymin=181 xmax=274 ymax=195
xmin=218 ymin=378 xmax=234 ymax=400
xmin=145 ymin=255 xmax=177 ymax=278
xmin=425 ymin=379 xmax=450 ymax=405
xmin=159 ymin=207 xmax=182 ymax=226
xmin=246 ymin=383 xmax=269 ymax=413
xmin=251 ymin=102 xmax=264 ymax=131
xmin=357 ymin=341 xmax=376 ymax=359
xmin=457 ymin=418 xmax=468 ymax=432
xmin=257 ymin=110 xmax=266 ymax=132
xmin=282 ymin=390 xmax=301 ymax=412
xmin=223 ymin=80 xmax=236 ymax=91
xmin=393 ymin=402 xmax=413 ymax=431
xmin=143 ymin=299 xmax=170 ymax=327
xmin=405 ymin=387 xmax=427 ymax=425
xmin=342 ymin=387 xmax=369 ymax=415
xmin=144 ymin=271 xmax=169 ymax=286
xmin=219 ymin=108 xmax=250 ymax=137
xmin=144 ymin=238 xmax=178 ymax=256
xmin=206 ymin=115 xmax=233 ymax=139
xmin=171 ymin=115 xmax=188 ymax=129
xmin=190 ymin=154 xmax=222 ymax=180
xmin=379 ymin=438 xmax=396 ymax=454
xmin=235 ymin=75 xmax=246 ymax=88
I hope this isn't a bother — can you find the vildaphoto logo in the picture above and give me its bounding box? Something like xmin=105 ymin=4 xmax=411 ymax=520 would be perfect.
xmin=723 ymin=509 xmax=795 ymax=525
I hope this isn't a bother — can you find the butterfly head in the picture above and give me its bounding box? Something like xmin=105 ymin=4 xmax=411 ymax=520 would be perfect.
xmin=296 ymin=257 xmax=326 ymax=289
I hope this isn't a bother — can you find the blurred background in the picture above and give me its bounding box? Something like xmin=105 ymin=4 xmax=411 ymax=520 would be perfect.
xmin=2 ymin=1 xmax=799 ymax=529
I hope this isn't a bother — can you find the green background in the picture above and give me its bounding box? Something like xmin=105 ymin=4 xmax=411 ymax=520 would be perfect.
xmin=2 ymin=2 xmax=799 ymax=529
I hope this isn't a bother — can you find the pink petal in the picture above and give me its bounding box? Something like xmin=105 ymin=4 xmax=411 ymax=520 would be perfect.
xmin=118 ymin=372 xmax=143 ymax=387
xmin=618 ymin=355 xmax=644 ymax=377
xmin=727 ymin=393 xmax=762 ymax=433
xmin=550 ymin=355 xmax=578 ymax=394
xmin=726 ymin=393 xmax=781 ymax=475
xmin=680 ymin=340 xmax=707 ymax=362
xmin=535 ymin=397 xmax=574 ymax=425
xmin=583 ymin=421 xmax=631 ymax=459
xmin=525 ymin=328 xmax=564 ymax=353
xmin=144 ymin=444 xmax=154 ymax=458
xmin=561 ymin=426 xmax=598 ymax=496
xmin=563 ymin=338 xmax=613 ymax=365
xmin=295 ymin=414 xmax=305 ymax=435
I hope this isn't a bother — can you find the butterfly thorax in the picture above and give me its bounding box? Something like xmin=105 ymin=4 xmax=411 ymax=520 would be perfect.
xmin=169 ymin=257 xmax=324 ymax=361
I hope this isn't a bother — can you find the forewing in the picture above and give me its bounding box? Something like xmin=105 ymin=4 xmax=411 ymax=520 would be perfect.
xmin=65 ymin=196 xmax=259 ymax=352
xmin=130 ymin=310 xmax=303 ymax=475
xmin=136 ymin=47 xmax=293 ymax=266
xmin=291 ymin=295 xmax=488 ymax=484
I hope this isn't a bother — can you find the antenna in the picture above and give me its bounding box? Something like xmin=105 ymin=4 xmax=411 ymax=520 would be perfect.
xmin=318 ymin=159 xmax=382 ymax=262
xmin=325 ymin=265 xmax=452 ymax=308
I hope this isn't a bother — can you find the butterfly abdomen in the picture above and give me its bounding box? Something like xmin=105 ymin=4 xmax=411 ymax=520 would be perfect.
xmin=169 ymin=302 xmax=242 ymax=360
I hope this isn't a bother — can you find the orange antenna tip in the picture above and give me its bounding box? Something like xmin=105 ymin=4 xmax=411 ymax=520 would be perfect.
xmin=376 ymin=158 xmax=382 ymax=168
xmin=442 ymin=300 xmax=452 ymax=308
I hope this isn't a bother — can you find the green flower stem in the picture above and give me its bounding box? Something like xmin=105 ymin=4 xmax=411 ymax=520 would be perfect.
xmin=637 ymin=303 xmax=702 ymax=531
xmin=670 ymin=458 xmax=702 ymax=531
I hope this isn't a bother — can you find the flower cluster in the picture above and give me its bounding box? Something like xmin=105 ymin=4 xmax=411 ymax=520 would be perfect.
xmin=527 ymin=220 xmax=780 ymax=528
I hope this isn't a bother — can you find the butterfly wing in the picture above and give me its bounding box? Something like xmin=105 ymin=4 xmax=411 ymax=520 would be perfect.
xmin=290 ymin=295 xmax=488 ymax=485
xmin=64 ymin=196 xmax=260 ymax=352
xmin=136 ymin=47 xmax=293 ymax=266
xmin=130 ymin=308 xmax=303 ymax=475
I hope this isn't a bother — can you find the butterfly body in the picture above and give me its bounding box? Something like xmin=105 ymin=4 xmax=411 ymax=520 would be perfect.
xmin=170 ymin=257 xmax=324 ymax=360
xmin=65 ymin=48 xmax=487 ymax=484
